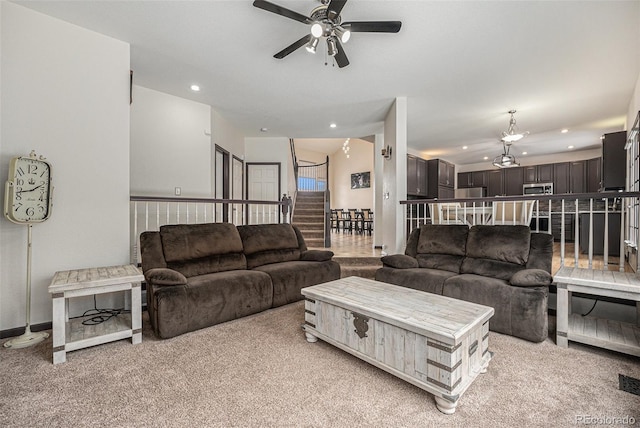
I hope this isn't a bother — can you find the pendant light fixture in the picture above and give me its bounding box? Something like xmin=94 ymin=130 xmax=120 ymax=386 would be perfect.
xmin=492 ymin=141 xmax=520 ymax=168
xmin=501 ymin=110 xmax=529 ymax=143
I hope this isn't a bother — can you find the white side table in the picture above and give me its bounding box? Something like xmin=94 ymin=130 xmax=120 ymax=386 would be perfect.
xmin=555 ymin=266 xmax=640 ymax=357
xmin=48 ymin=264 xmax=143 ymax=364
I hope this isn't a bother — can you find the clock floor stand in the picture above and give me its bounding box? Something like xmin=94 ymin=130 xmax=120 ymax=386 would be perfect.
xmin=4 ymin=224 xmax=49 ymax=349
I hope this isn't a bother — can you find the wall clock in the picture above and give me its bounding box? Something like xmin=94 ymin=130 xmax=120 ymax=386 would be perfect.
xmin=3 ymin=150 xmax=53 ymax=348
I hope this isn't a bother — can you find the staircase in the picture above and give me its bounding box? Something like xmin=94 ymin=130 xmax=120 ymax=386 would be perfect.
xmin=292 ymin=191 xmax=326 ymax=248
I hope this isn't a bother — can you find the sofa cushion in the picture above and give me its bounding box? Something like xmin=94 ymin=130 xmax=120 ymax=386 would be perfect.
xmin=466 ymin=225 xmax=531 ymax=265
xmin=460 ymin=257 xmax=524 ymax=281
xmin=417 ymin=224 xmax=469 ymax=256
xmin=416 ymin=254 xmax=465 ymax=273
xmin=254 ymin=260 xmax=341 ymax=307
xmin=238 ymin=224 xmax=302 ymax=269
xmin=167 ymin=253 xmax=248 ymax=278
xmin=160 ymin=223 xmax=244 ymax=262
xmin=526 ymin=232 xmax=554 ymax=273
xmin=375 ymin=267 xmax=456 ymax=295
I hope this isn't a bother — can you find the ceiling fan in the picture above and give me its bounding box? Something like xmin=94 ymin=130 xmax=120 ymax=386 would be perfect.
xmin=253 ymin=0 xmax=402 ymax=68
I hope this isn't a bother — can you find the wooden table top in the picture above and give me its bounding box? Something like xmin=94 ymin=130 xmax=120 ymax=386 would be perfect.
xmin=49 ymin=264 xmax=143 ymax=294
xmin=302 ymin=276 xmax=494 ymax=345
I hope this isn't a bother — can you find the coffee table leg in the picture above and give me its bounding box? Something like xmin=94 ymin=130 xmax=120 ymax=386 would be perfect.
xmin=434 ymin=396 xmax=458 ymax=415
xmin=305 ymin=332 xmax=318 ymax=343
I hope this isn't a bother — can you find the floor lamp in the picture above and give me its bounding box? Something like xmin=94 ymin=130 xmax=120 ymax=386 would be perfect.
xmin=4 ymin=224 xmax=49 ymax=348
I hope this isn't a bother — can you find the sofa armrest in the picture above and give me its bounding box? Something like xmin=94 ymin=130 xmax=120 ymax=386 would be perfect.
xmin=300 ymin=250 xmax=334 ymax=262
xmin=381 ymin=254 xmax=419 ymax=269
xmin=509 ymin=269 xmax=553 ymax=288
xmin=145 ymin=268 xmax=187 ymax=286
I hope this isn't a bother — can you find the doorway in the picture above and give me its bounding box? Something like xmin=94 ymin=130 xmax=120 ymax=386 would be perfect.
xmin=246 ymin=163 xmax=281 ymax=224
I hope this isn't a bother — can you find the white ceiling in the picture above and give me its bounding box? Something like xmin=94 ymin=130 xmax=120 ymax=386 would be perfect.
xmin=15 ymin=0 xmax=640 ymax=165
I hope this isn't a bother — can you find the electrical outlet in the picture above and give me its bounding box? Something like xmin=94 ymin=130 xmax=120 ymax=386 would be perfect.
xmin=175 ymin=187 xmax=181 ymax=196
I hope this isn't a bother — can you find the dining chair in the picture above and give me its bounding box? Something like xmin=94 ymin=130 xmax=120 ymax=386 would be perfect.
xmin=492 ymin=201 xmax=535 ymax=225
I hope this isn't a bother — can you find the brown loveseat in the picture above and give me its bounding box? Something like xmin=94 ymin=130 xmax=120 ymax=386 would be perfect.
xmin=140 ymin=222 xmax=340 ymax=339
xmin=375 ymin=224 xmax=553 ymax=342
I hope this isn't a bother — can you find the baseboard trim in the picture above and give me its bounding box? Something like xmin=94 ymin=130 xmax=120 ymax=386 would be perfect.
xmin=1 ymin=322 xmax=52 ymax=339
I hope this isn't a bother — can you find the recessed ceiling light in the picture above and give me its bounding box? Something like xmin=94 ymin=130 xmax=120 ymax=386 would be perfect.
xmin=260 ymin=127 xmax=268 ymax=132
xmin=330 ymin=123 xmax=337 ymax=128
xmin=483 ymin=156 xmax=489 ymax=160
xmin=568 ymin=145 xmax=574 ymax=149
xmin=522 ymin=152 xmax=528 ymax=155
xmin=190 ymin=84 xmax=200 ymax=92
xmin=462 ymin=146 xmax=468 ymax=150
xmin=561 ymin=129 xmax=569 ymax=133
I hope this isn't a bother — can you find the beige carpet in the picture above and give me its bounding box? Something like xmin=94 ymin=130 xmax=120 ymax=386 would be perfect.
xmin=1 ymin=302 xmax=638 ymax=427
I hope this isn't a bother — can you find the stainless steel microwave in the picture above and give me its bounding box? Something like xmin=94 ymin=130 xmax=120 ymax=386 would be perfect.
xmin=523 ymin=183 xmax=553 ymax=195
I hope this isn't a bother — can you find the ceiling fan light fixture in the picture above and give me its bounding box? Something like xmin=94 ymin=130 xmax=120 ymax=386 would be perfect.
xmin=327 ymin=36 xmax=338 ymax=57
xmin=310 ymin=22 xmax=324 ymax=38
xmin=335 ymin=26 xmax=351 ymax=43
xmin=305 ymin=37 xmax=319 ymax=53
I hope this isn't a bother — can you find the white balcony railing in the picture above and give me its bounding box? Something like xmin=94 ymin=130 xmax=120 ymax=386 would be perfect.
xmin=403 ymin=192 xmax=640 ymax=273
xmin=130 ymin=196 xmax=290 ymax=265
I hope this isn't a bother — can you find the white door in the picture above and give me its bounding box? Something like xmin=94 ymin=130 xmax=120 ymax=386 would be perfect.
xmin=232 ymin=157 xmax=243 ymax=224
xmin=247 ymin=163 xmax=280 ymax=224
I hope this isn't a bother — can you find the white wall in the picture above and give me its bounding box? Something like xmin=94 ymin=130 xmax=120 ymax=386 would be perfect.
xmin=382 ymin=98 xmax=408 ymax=255
xmin=0 ymin=2 xmax=130 ymax=328
xmin=245 ymin=137 xmax=292 ymax=197
xmin=628 ymin=70 xmax=640 ymax=132
xmin=329 ymin=139 xmax=374 ymax=210
xmin=296 ymin=148 xmax=327 ymax=165
xmin=130 ymin=85 xmax=211 ymax=197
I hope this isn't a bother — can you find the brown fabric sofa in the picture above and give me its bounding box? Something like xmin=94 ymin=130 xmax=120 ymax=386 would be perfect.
xmin=375 ymin=224 xmax=553 ymax=343
xmin=140 ymin=222 xmax=340 ymax=339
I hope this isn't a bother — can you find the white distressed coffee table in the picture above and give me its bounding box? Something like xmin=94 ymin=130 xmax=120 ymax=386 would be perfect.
xmin=301 ymin=276 xmax=494 ymax=414
xmin=48 ymin=264 xmax=143 ymax=364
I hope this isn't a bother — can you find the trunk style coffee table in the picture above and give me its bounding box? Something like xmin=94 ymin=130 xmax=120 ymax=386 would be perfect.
xmin=301 ymin=276 xmax=494 ymax=414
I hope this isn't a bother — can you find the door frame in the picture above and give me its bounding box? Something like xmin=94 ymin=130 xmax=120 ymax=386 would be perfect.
xmin=215 ymin=145 xmax=230 ymax=222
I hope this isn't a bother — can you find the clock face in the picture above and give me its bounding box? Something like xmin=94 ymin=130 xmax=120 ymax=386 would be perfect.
xmin=5 ymin=156 xmax=52 ymax=223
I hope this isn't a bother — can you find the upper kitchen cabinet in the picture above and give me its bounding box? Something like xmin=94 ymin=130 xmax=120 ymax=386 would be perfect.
xmin=407 ymin=155 xmax=427 ymax=196
xmin=458 ymin=171 xmax=487 ymax=188
xmin=569 ymin=160 xmax=587 ymax=194
xmin=587 ymin=157 xmax=602 ymax=193
xmin=554 ymin=162 xmax=570 ymax=194
xmin=427 ymin=159 xmax=455 ymax=198
xmin=602 ymin=131 xmax=626 ymax=190
xmin=486 ymin=169 xmax=504 ymax=196
xmin=524 ymin=164 xmax=554 ymax=183
xmin=504 ymin=167 xmax=524 ymax=196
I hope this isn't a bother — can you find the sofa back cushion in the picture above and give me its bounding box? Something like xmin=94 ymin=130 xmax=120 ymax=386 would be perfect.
xmin=460 ymin=225 xmax=531 ymax=280
xmin=159 ymin=223 xmax=246 ymax=277
xmin=414 ymin=225 xmax=469 ymax=273
xmin=526 ymin=232 xmax=554 ymax=273
xmin=238 ymin=224 xmax=301 ymax=269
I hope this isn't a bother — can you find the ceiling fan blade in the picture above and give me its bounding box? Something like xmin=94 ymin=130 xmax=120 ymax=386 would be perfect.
xmin=253 ymin=0 xmax=312 ymax=24
xmin=342 ymin=21 xmax=402 ymax=33
xmin=334 ymin=39 xmax=350 ymax=68
xmin=327 ymin=0 xmax=348 ymax=20
xmin=274 ymin=34 xmax=312 ymax=59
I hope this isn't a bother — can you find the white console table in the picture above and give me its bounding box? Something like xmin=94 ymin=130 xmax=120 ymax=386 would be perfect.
xmin=48 ymin=264 xmax=143 ymax=364
xmin=555 ymin=267 xmax=640 ymax=357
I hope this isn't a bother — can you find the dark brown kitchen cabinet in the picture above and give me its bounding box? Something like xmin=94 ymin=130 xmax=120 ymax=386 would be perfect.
xmin=554 ymin=162 xmax=570 ymax=194
xmin=427 ymin=159 xmax=455 ymax=198
xmin=504 ymin=167 xmax=524 ymax=196
xmin=602 ymin=131 xmax=626 ymax=190
xmin=569 ymin=160 xmax=586 ymax=194
xmin=486 ymin=169 xmax=504 ymax=196
xmin=407 ymin=155 xmax=427 ymax=196
xmin=587 ymin=157 xmax=602 ymax=193
xmin=538 ymin=164 xmax=554 ymax=182
xmin=523 ymin=164 xmax=554 ymax=183
xmin=458 ymin=172 xmax=472 ymax=188
xmin=458 ymin=170 xmax=487 ymax=188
